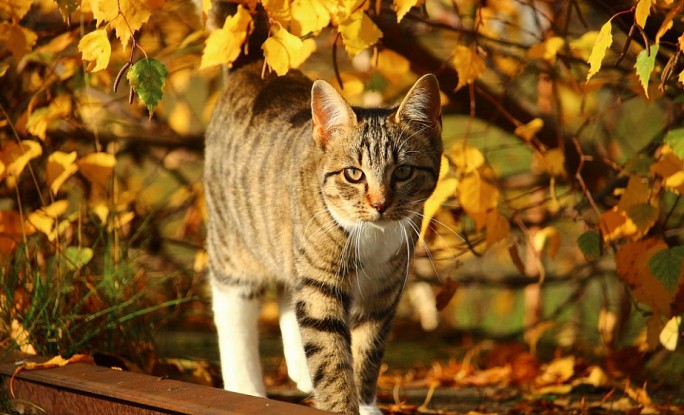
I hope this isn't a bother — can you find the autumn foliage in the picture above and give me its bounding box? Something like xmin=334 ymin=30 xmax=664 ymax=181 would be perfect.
xmin=1 ymin=0 xmax=683 ymax=380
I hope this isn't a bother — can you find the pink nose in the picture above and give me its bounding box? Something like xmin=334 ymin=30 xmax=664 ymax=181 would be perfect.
xmin=371 ymin=201 xmax=386 ymax=213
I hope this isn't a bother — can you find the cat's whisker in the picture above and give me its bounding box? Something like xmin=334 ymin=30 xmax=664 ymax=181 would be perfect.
xmin=403 ymin=215 xmax=441 ymax=283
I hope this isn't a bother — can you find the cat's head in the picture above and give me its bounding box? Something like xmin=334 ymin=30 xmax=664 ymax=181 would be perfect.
xmin=311 ymin=75 xmax=443 ymax=230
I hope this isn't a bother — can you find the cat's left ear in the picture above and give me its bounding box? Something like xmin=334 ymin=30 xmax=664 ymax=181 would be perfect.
xmin=395 ymin=74 xmax=442 ymax=131
xmin=311 ymin=80 xmax=357 ymax=146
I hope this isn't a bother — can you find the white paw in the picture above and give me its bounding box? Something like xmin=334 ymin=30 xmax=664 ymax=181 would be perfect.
xmin=293 ymin=375 xmax=314 ymax=394
xmin=359 ymin=404 xmax=383 ymax=415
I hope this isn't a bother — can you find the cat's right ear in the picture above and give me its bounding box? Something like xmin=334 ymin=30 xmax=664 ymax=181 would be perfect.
xmin=311 ymin=80 xmax=357 ymax=146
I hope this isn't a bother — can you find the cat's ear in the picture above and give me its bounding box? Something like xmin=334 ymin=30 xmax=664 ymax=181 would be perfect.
xmin=311 ymin=80 xmax=357 ymax=146
xmin=395 ymin=74 xmax=442 ymax=130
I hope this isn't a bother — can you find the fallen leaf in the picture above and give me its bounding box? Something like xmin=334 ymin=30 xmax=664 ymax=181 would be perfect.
xmin=11 ymin=354 xmax=94 ymax=396
xmin=47 ymin=151 xmax=78 ymax=194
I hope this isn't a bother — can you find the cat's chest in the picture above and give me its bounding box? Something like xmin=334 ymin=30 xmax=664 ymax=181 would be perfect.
xmin=353 ymin=221 xmax=407 ymax=275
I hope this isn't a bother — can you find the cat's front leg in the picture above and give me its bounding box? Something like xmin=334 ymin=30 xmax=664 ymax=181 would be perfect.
xmin=293 ymin=277 xmax=358 ymax=414
xmin=351 ymin=280 xmax=404 ymax=415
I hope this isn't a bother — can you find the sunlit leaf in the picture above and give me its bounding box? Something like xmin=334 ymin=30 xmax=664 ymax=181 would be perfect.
xmin=263 ymin=26 xmax=315 ymax=76
xmin=635 ymin=44 xmax=659 ymax=98
xmin=77 ymin=152 xmax=116 ymax=191
xmin=421 ymin=156 xmax=457 ymax=237
xmin=0 ymin=140 xmax=42 ymax=188
xmin=127 ymin=58 xmax=168 ymax=115
xmin=0 ymin=22 xmax=37 ymax=62
xmin=650 ymin=145 xmax=684 ymax=194
xmin=577 ymin=230 xmax=601 ymax=261
xmin=648 ymin=246 xmax=684 ymax=292
xmin=449 ymin=145 xmax=484 ymax=174
xmin=338 ymin=11 xmax=382 ymax=58
xmin=452 ymin=45 xmax=485 ymax=91
xmin=394 ymin=0 xmax=422 ymax=23
xmin=10 ymin=320 xmax=36 ymax=355
xmin=78 ymin=29 xmax=111 ymax=72
xmin=63 ymin=246 xmax=94 ymax=270
xmin=527 ymin=37 xmax=564 ymax=62
xmin=533 ymin=148 xmax=566 ymax=177
xmin=47 ymin=151 xmax=78 ymax=194
xmin=291 ymin=0 xmax=330 ymax=36
xmin=27 ymin=200 xmax=70 ymax=241
xmin=655 ymin=0 xmax=684 ymax=44
xmin=514 ymin=118 xmax=544 ymax=142
xmin=616 ymin=238 xmax=673 ymax=316
xmin=635 ymin=0 xmax=652 ymax=28
xmin=200 ymin=5 xmax=252 ymax=70
xmin=90 ymin=0 xmax=165 ymax=48
xmin=533 ymin=226 xmax=560 ymax=259
xmin=262 ymin=0 xmax=290 ymax=27
xmin=0 ymin=0 xmax=33 ymax=21
xmin=485 ymin=209 xmax=509 ymax=247
xmin=659 ymin=316 xmax=681 ymax=351
xmin=459 ymin=172 xmax=499 ymax=231
xmin=663 ymin=128 xmax=684 ymax=160
xmin=26 ymin=95 xmax=72 ymax=140
xmin=375 ymin=49 xmax=410 ymax=84
xmin=586 ymin=20 xmax=613 ymax=82
xmin=599 ymin=208 xmax=637 ymax=242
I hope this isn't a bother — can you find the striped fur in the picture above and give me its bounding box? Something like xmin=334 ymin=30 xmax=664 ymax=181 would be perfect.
xmin=205 ymin=63 xmax=442 ymax=414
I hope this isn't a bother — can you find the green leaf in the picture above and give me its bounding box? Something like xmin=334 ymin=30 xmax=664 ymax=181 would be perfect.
xmin=127 ymin=58 xmax=168 ymax=116
xmin=626 ymin=203 xmax=658 ymax=234
xmin=577 ymin=230 xmax=601 ymax=261
xmin=63 ymin=246 xmax=93 ymax=271
xmin=635 ymin=44 xmax=659 ymax=98
xmin=648 ymin=246 xmax=684 ymax=292
xmin=664 ymin=128 xmax=684 ymax=160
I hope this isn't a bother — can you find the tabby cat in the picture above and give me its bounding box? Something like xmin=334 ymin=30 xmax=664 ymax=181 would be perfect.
xmin=204 ymin=62 xmax=443 ymax=415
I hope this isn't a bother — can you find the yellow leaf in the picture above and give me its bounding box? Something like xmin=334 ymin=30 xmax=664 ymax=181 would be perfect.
xmin=16 ymin=354 xmax=93 ymax=374
xmin=200 ymin=5 xmax=252 ymax=70
xmin=338 ymin=11 xmax=382 ymax=58
xmin=47 ymin=151 xmax=78 ymax=195
xmin=168 ymin=102 xmax=192 ymax=134
xmin=659 ymin=316 xmax=681 ymax=351
xmin=376 ymin=49 xmax=411 ymax=84
xmin=452 ymin=45 xmax=485 ymax=90
xmin=77 ymin=152 xmax=116 ymax=191
xmin=262 ymin=0 xmax=291 ymax=27
xmin=617 ymin=175 xmax=650 ymax=212
xmin=263 ymin=26 xmax=314 ymax=76
xmin=599 ymin=208 xmax=637 ymax=242
xmin=651 ymin=146 xmax=684 ymax=194
xmin=635 ymin=0 xmax=651 ymax=28
xmin=26 ymin=95 xmax=72 ymax=140
xmin=291 ymin=0 xmax=330 ymax=36
xmin=655 ymin=0 xmax=684 ymax=44
xmin=394 ymin=0 xmax=422 ymax=23
xmin=569 ymin=31 xmax=598 ymax=62
xmin=78 ymin=29 xmax=111 ymax=72
xmin=514 ymin=118 xmax=544 ymax=142
xmin=533 ymin=226 xmax=561 ymax=258
xmin=421 ymin=156 xmax=457 ymax=237
xmin=0 ymin=140 xmax=42 ymax=188
xmin=485 ymin=209 xmax=509 ymax=247
xmin=459 ymin=172 xmax=499 ymax=231
xmin=0 ymin=22 xmax=37 ymax=62
xmin=27 ymin=200 xmax=69 ymax=241
xmin=535 ymin=356 xmax=575 ymax=387
xmin=0 ymin=0 xmax=33 ymax=21
xmin=449 ymin=145 xmax=484 ymax=174
xmin=533 ymin=148 xmax=566 ymax=178
xmin=90 ymin=0 xmax=165 ymax=48
xmin=11 ymin=319 xmax=36 ymax=355
xmin=586 ymin=20 xmax=613 ymax=82
xmin=527 ymin=37 xmax=564 ymax=62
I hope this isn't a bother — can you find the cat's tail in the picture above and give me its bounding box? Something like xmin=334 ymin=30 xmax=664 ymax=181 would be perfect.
xmin=192 ymin=0 xmax=268 ymax=70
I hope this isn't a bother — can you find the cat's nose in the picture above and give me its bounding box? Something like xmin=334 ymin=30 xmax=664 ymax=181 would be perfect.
xmin=371 ymin=201 xmax=386 ymax=213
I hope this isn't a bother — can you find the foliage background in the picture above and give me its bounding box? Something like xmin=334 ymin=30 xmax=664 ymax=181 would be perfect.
xmin=1 ymin=0 xmax=684 ymax=397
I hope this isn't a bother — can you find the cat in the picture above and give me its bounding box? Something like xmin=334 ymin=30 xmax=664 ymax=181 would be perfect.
xmin=204 ymin=62 xmax=443 ymax=415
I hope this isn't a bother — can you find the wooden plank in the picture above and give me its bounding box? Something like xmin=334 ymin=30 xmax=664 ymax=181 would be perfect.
xmin=0 ymin=358 xmax=329 ymax=415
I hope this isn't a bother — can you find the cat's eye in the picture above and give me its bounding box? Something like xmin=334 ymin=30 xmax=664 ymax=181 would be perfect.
xmin=343 ymin=167 xmax=365 ymax=183
xmin=393 ymin=165 xmax=414 ymax=181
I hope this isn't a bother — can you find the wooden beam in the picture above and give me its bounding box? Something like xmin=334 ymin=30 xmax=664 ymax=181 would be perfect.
xmin=0 ymin=358 xmax=329 ymax=415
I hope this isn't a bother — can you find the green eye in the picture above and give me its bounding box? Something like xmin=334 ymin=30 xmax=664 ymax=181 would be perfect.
xmin=393 ymin=165 xmax=414 ymax=181
xmin=343 ymin=167 xmax=365 ymax=183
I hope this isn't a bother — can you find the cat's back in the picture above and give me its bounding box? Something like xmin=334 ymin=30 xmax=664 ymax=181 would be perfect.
xmin=204 ymin=63 xmax=314 ymax=280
